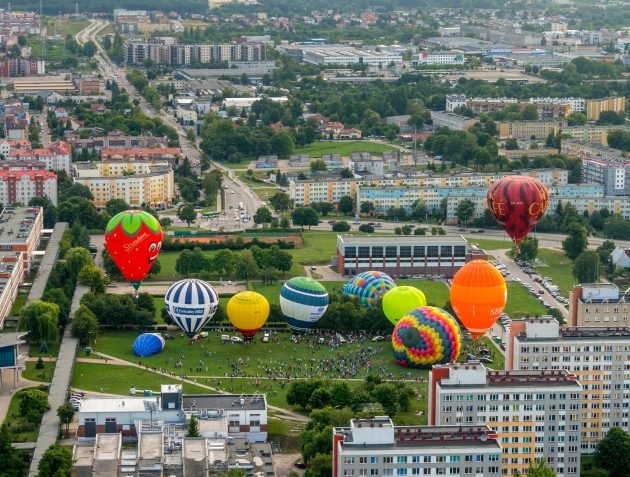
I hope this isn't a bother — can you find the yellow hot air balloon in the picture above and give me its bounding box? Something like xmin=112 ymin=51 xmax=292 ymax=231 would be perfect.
xmin=226 ymin=291 xmax=270 ymax=339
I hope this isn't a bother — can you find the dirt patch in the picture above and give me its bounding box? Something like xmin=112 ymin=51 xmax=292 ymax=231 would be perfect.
xmin=273 ymin=453 xmax=304 ymax=476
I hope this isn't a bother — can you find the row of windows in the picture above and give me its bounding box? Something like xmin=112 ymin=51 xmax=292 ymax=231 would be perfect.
xmin=342 ymin=468 xmax=495 ymax=476
xmin=344 ymin=245 xmax=466 ymax=259
xmin=343 ymin=455 xmax=497 ymax=465
xmin=442 ymin=392 xmax=578 ymax=401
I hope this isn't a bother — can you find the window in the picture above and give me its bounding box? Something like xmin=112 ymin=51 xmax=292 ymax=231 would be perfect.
xmin=413 ymin=246 xmax=425 ymax=257
xmin=344 ymin=457 xmax=355 ymax=464
xmin=371 ymin=457 xmax=378 ymax=464
xmin=250 ymin=414 xmax=260 ymax=426
xmin=358 ymin=247 xmax=370 ymax=258
xmin=400 ymin=246 xmax=411 ymax=258
xmin=384 ymin=457 xmax=393 ymax=464
xmin=396 ymin=470 xmax=407 ymax=476
xmin=372 ymin=247 xmax=383 ymax=258
xmin=229 ymin=415 xmax=240 ymax=427
xmin=359 ymin=457 xmax=368 ymax=464
xmin=397 ymin=456 xmax=407 ymax=464
xmin=454 ymin=245 xmax=466 ymax=257
xmin=386 ymin=246 xmax=397 ymax=258
xmin=441 ymin=246 xmax=452 ymax=257
xmin=345 ymin=247 xmax=356 ymax=258
xmin=427 ymin=246 xmax=438 ymax=257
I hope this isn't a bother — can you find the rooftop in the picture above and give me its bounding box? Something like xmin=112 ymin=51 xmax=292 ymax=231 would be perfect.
xmin=79 ymin=397 xmax=159 ymax=413
xmin=486 ymin=369 xmax=580 ymax=387
xmin=0 ymin=207 xmax=41 ymax=245
xmin=227 ymin=438 xmax=275 ymax=476
xmin=93 ymin=433 xmax=121 ymax=477
xmin=337 ymin=234 xmax=467 ymax=245
xmin=182 ymin=394 xmax=266 ymax=411
xmin=0 ymin=331 xmax=27 ymax=348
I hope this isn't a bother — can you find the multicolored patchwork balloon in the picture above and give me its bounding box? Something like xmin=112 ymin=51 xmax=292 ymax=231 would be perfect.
xmin=280 ymin=277 xmax=329 ymax=330
xmin=342 ymin=271 xmax=397 ymax=307
xmin=104 ymin=210 xmax=163 ymax=291
xmin=391 ymin=306 xmax=462 ymax=368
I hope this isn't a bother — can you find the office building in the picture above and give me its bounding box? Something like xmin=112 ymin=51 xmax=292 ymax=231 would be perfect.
xmin=431 ymin=111 xmax=477 ymax=131
xmin=73 ymin=160 xmax=174 ymax=210
xmin=568 ymin=283 xmax=630 ymax=327
xmin=429 ymin=362 xmax=582 ymax=477
xmin=585 ymin=97 xmax=626 ymax=121
xmin=336 ymin=234 xmax=478 ymax=278
xmin=0 ymin=252 xmax=25 ymax=330
xmin=507 ymin=318 xmax=630 ymax=452
xmin=582 ymin=156 xmax=630 ymax=195
xmin=7 ymin=140 xmax=72 ymax=174
xmin=332 ymin=417 xmax=502 ymax=477
xmin=0 ymin=207 xmax=43 ymax=272
xmin=497 ymin=120 xmax=567 ymax=139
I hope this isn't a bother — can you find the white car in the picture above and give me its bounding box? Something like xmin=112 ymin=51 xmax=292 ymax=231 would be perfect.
xmin=231 ymin=336 xmax=243 ymax=343
xmin=262 ymin=333 xmax=270 ymax=343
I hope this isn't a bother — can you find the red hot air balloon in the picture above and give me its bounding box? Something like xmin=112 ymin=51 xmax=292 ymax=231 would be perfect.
xmin=104 ymin=210 xmax=163 ymax=291
xmin=487 ymin=175 xmax=549 ymax=247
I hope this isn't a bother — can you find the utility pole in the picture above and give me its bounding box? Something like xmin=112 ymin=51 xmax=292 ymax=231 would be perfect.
xmin=40 ymin=0 xmax=46 ymax=63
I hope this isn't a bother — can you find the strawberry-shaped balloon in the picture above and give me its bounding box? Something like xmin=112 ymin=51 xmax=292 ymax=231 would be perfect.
xmin=487 ymin=175 xmax=549 ymax=248
xmin=104 ymin=210 xmax=163 ymax=291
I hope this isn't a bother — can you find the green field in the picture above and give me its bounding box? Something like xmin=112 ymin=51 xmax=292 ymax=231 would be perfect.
xmin=295 ymin=140 xmax=397 ymax=157
xmin=2 ymin=386 xmax=46 ymax=442
xmin=45 ymin=18 xmax=90 ymax=37
xmin=464 ymin=237 xmax=511 ymax=251
xmin=71 ymin=362 xmax=210 ymax=396
xmin=534 ymin=249 xmax=576 ymax=297
xmin=218 ymin=159 xmax=252 ymax=170
xmin=504 ymin=282 xmax=548 ymax=318
xmin=10 ymin=292 xmax=28 ymax=316
xmin=22 ymin=360 xmax=55 ymax=383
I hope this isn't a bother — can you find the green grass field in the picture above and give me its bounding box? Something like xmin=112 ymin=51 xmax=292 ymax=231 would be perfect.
xmin=45 ymin=18 xmax=90 ymax=36
xmin=71 ymin=362 xmax=209 ymax=396
xmin=504 ymin=282 xmax=548 ymax=318
xmin=464 ymin=237 xmax=511 ymax=251
xmin=295 ymin=140 xmax=397 ymax=157
xmin=534 ymin=249 xmax=576 ymax=297
xmin=218 ymin=159 xmax=252 ymax=170
xmin=10 ymin=292 xmax=28 ymax=316
xmin=22 ymin=360 xmax=55 ymax=383
xmin=2 ymin=386 xmax=46 ymax=442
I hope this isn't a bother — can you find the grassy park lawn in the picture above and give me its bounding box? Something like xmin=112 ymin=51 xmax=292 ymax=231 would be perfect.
xmin=10 ymin=292 xmax=28 ymax=316
xmin=478 ymin=337 xmax=505 ymax=370
xmin=45 ymin=18 xmax=90 ymax=36
xmin=22 ymin=360 xmax=55 ymax=383
xmin=71 ymin=362 xmax=209 ymax=396
xmin=253 ymin=187 xmax=280 ymax=202
xmin=218 ymin=159 xmax=252 ymax=170
xmin=463 ymin=237 xmax=511 ymax=251
xmin=534 ymin=249 xmax=575 ymax=297
xmin=504 ymin=282 xmax=548 ymax=318
xmin=2 ymin=387 xmax=46 ymax=442
xmin=295 ymin=140 xmax=397 ymax=157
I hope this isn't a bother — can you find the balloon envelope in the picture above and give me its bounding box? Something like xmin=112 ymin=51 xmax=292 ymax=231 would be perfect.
xmin=165 ymin=279 xmax=219 ymax=338
xmin=450 ymin=260 xmax=507 ymax=340
xmin=382 ymin=286 xmax=427 ymax=325
xmin=343 ymin=271 xmax=397 ymax=308
xmin=487 ymin=175 xmax=549 ymax=246
xmin=227 ymin=291 xmax=270 ymax=338
xmin=104 ymin=210 xmax=163 ymax=289
xmin=280 ymin=277 xmax=329 ymax=330
xmin=391 ymin=306 xmax=461 ymax=368
xmin=132 ymin=333 xmax=165 ymax=357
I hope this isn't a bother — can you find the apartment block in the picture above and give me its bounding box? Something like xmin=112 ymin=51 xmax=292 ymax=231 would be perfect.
xmin=429 ymin=362 xmax=582 ymax=477
xmin=0 ymin=207 xmax=43 ymax=272
xmin=561 ymin=139 xmax=625 ymax=159
xmin=466 ymin=97 xmax=518 ymax=114
xmin=0 ymin=170 xmax=57 ymax=206
xmin=497 ymin=120 xmax=567 ymax=139
xmin=529 ymin=97 xmax=585 ymax=112
xmin=431 ymin=111 xmax=477 ymax=131
xmin=66 ymin=130 xmax=170 ymax=153
xmin=0 ymin=251 xmax=25 ymax=329
xmin=7 ymin=140 xmax=72 ymax=174
xmin=507 ymin=318 xmax=630 ymax=453
xmin=568 ymin=283 xmax=630 ymax=327
xmin=582 ymin=155 xmax=630 ymax=195
xmin=445 ymin=94 xmax=467 ymax=112
xmin=585 ymin=97 xmax=626 ymax=122
xmin=0 ymin=59 xmax=45 ymax=78
xmin=563 ymin=125 xmax=630 ymax=146
xmin=333 ymin=417 xmax=502 ymax=477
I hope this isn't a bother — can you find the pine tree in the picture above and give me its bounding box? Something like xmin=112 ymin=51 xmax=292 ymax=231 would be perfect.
xmin=187 ymin=415 xmax=200 ymax=437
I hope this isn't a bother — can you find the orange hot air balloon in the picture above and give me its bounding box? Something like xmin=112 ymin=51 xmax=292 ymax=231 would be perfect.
xmin=450 ymin=259 xmax=507 ymax=340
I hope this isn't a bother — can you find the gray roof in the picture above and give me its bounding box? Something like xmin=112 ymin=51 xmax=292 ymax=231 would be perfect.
xmin=0 ymin=331 xmax=27 ymax=348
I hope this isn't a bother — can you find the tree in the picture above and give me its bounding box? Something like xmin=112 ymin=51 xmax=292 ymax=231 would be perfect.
xmin=360 ymin=201 xmax=375 ymax=215
xmin=504 ymin=138 xmax=519 ymax=150
xmin=562 ymin=223 xmax=588 ymax=260
xmin=57 ymin=402 xmax=75 ymax=437
xmin=29 ymin=196 xmax=58 ymax=228
xmin=42 ymin=288 xmax=71 ymax=327
xmin=253 ymin=206 xmax=273 ymax=226
xmin=518 ymin=236 xmax=538 ymax=261
xmin=18 ymin=388 xmax=49 ymax=424
xmin=269 ymin=191 xmax=292 ymax=213
xmin=65 ymin=247 xmax=94 ymax=279
xmin=0 ymin=424 xmax=28 ymax=477
xmin=605 ymin=214 xmax=630 ymax=240
xmin=178 ymin=204 xmax=197 ymax=227
xmin=235 ymin=250 xmax=259 ymax=280
xmin=456 ymin=200 xmax=475 ymax=227
xmin=339 ymin=168 xmax=353 ymax=179
xmin=332 ymin=221 xmax=350 ymax=232
xmin=594 ymin=427 xmax=630 ymax=477
xmin=78 ymin=265 xmax=106 ymax=293
xmin=37 ymin=445 xmax=72 ymax=477
xmin=175 ymin=248 xmax=208 ymax=276
xmin=222 ymin=470 xmax=247 ymax=477
xmin=212 ymin=249 xmax=236 ymax=277
xmin=19 ymin=300 xmax=60 ymax=345
xmin=528 ymin=459 xmax=557 ymax=477
xmin=401 ymin=225 xmax=412 ymax=235
xmin=358 ymin=224 xmax=374 ymax=233
xmin=597 ymin=240 xmax=616 ymax=265
xmin=105 ymin=199 xmax=130 ymax=217
xmin=311 ymin=202 xmax=333 ymax=216
xmin=187 ymin=415 xmax=200 ymax=437
xmin=310 ymin=159 xmax=327 ymax=172
xmin=305 ymin=453 xmax=333 ymax=477
xmin=338 ymin=195 xmax=354 ymax=215
xmin=292 ymin=207 xmax=319 ymax=230
xmin=71 ymin=305 xmax=99 ymax=346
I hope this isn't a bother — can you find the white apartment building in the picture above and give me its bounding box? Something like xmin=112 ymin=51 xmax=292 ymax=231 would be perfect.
xmin=0 ymin=170 xmax=57 ymax=206
xmin=528 ymin=97 xmax=586 ymax=112
xmin=445 ymin=94 xmax=467 ymax=112
xmin=7 ymin=141 xmax=72 ymax=175
xmin=429 ymin=362 xmax=582 ymax=477
xmin=507 ymin=318 xmax=630 ymax=453
xmin=332 ymin=417 xmax=502 ymax=477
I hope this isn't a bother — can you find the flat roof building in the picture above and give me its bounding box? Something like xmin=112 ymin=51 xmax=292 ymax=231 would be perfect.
xmin=333 ymin=417 xmax=502 ymax=477
xmin=429 ymin=362 xmax=582 ymax=477
xmin=507 ymin=318 xmax=630 ymax=452
xmin=568 ymin=283 xmax=630 ymax=327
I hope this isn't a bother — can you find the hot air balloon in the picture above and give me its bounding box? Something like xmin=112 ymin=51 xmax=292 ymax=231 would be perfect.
xmin=391 ymin=306 xmax=461 ymax=368
xmin=382 ymin=286 xmax=427 ymax=326
xmin=104 ymin=210 xmax=163 ymax=292
xmin=164 ymin=279 xmax=219 ymax=338
xmin=487 ymin=175 xmax=549 ymax=248
xmin=342 ymin=271 xmax=396 ymax=308
xmin=450 ymin=259 xmax=507 ymax=341
xmin=280 ymin=277 xmax=329 ymax=330
xmin=226 ymin=291 xmax=270 ymax=339
xmin=132 ymin=333 xmax=165 ymax=357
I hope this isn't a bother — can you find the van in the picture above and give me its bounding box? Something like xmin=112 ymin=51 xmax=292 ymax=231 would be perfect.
xmin=221 ymin=335 xmax=230 ymax=343
xmin=262 ymin=333 xmax=270 ymax=343
xmin=231 ymin=336 xmax=243 ymax=343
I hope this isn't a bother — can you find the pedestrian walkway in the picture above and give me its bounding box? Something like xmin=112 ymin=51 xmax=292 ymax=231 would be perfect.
xmin=28 ymin=285 xmax=88 ymax=477
xmin=27 ymin=223 xmax=68 ymax=303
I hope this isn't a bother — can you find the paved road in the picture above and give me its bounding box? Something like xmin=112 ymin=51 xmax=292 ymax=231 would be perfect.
xmin=28 ymin=285 xmax=88 ymax=477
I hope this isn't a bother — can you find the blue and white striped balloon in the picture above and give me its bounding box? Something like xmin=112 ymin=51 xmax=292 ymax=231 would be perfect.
xmin=164 ymin=279 xmax=219 ymax=337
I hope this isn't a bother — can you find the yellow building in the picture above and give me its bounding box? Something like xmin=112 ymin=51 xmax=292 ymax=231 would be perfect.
xmin=497 ymin=120 xmax=567 ymax=139
xmin=585 ymin=97 xmax=627 ymax=122
xmin=73 ymin=160 xmax=174 ymax=209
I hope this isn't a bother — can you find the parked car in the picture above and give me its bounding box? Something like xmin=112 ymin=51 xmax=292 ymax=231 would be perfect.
xmin=230 ymin=336 xmax=243 ymax=343
xmin=262 ymin=333 xmax=270 ymax=343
